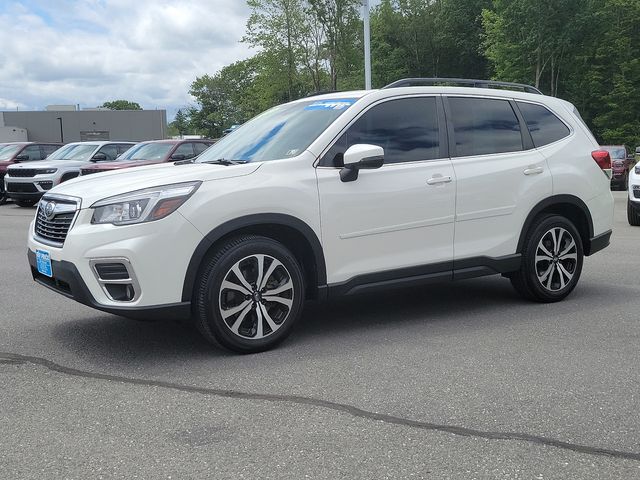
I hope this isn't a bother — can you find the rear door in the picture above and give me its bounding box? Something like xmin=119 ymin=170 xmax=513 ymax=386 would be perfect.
xmin=445 ymin=96 xmax=552 ymax=262
xmin=316 ymin=96 xmax=456 ymax=285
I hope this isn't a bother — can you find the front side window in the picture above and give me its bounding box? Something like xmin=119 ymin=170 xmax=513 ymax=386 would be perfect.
xmin=193 ymin=142 xmax=211 ymax=155
xmin=322 ymin=97 xmax=440 ymax=166
xmin=42 ymin=145 xmax=60 ymax=156
xmin=517 ymin=102 xmax=570 ymax=147
xmin=449 ymin=97 xmax=522 ymax=157
xmin=196 ymin=98 xmax=358 ymax=163
xmin=46 ymin=143 xmax=99 ymax=161
xmin=98 ymin=144 xmax=119 ymax=160
xmin=173 ymin=143 xmax=196 ymax=159
xmin=21 ymin=145 xmax=44 ymax=160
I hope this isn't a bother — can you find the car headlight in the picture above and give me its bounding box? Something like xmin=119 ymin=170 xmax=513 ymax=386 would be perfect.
xmin=91 ymin=181 xmax=201 ymax=225
xmin=36 ymin=168 xmax=57 ymax=174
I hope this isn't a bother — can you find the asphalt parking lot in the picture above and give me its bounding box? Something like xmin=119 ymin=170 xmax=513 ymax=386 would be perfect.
xmin=1 ymin=191 xmax=639 ymax=479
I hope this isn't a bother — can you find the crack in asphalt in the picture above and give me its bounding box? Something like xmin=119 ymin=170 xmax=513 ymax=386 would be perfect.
xmin=3 ymin=351 xmax=640 ymax=463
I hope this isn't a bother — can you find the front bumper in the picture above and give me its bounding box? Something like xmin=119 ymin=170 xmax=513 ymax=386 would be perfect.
xmin=5 ymin=177 xmax=52 ymax=200
xmin=27 ymin=250 xmax=190 ymax=320
xmin=27 ymin=207 xmax=204 ymax=319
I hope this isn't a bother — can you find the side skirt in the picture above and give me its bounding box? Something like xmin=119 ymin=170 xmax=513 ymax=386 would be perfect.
xmin=320 ymin=254 xmax=521 ymax=299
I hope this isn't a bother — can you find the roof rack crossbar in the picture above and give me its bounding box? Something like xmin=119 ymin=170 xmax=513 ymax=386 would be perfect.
xmin=383 ymin=77 xmax=542 ymax=95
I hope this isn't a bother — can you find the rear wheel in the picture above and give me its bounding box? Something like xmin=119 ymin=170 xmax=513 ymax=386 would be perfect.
xmin=194 ymin=235 xmax=305 ymax=353
xmin=510 ymin=215 xmax=583 ymax=302
xmin=15 ymin=199 xmax=36 ymax=207
xmin=628 ymin=200 xmax=640 ymax=226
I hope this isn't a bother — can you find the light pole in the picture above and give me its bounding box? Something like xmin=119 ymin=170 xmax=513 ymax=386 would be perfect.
xmin=56 ymin=117 xmax=64 ymax=143
xmin=362 ymin=0 xmax=372 ymax=89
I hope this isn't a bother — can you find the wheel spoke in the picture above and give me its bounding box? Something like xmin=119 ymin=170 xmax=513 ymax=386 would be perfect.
xmin=254 ymin=304 xmax=264 ymax=338
xmin=264 ymin=280 xmax=293 ymax=296
xmin=254 ymin=255 xmax=265 ymax=291
xmin=263 ymin=295 xmax=293 ymax=308
xmin=535 ymin=254 xmax=553 ymax=264
xmin=538 ymin=263 xmax=554 ymax=283
xmin=259 ymin=258 xmax=283 ymax=290
xmin=559 ymin=252 xmax=577 ymax=261
xmin=557 ymin=263 xmax=574 ymax=285
xmin=550 ymin=228 xmax=559 ymax=255
xmin=538 ymin=242 xmax=554 ymax=258
xmin=546 ymin=265 xmax=555 ymax=290
xmin=231 ymin=264 xmax=253 ymax=291
xmin=221 ymin=280 xmax=250 ymax=295
xmin=230 ymin=303 xmax=253 ymax=335
xmin=260 ymin=304 xmax=279 ymax=333
xmin=221 ymin=300 xmax=251 ymax=319
xmin=559 ymin=238 xmax=576 ymax=257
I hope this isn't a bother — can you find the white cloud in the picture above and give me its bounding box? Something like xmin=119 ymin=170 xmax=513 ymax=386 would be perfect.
xmin=0 ymin=0 xmax=255 ymax=116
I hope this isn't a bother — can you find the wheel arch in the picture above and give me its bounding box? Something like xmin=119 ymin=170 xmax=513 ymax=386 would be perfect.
xmin=182 ymin=214 xmax=327 ymax=303
xmin=517 ymin=195 xmax=595 ymax=255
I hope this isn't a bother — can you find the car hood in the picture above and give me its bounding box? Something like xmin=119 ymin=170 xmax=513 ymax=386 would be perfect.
xmin=48 ymin=161 xmax=262 ymax=206
xmin=82 ymin=159 xmax=162 ymax=170
xmin=8 ymin=159 xmax=88 ymax=170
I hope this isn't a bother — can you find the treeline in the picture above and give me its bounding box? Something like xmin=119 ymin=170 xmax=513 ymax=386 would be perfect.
xmin=170 ymin=0 xmax=640 ymax=148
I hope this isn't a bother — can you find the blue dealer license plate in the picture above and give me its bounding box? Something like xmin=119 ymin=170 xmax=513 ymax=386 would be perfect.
xmin=35 ymin=249 xmax=52 ymax=278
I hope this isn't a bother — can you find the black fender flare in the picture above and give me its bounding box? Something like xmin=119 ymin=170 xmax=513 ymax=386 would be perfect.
xmin=181 ymin=213 xmax=327 ymax=302
xmin=516 ymin=194 xmax=594 ymax=253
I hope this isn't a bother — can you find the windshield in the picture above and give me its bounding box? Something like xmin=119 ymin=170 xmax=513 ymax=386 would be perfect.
xmin=196 ymin=98 xmax=358 ymax=163
xmin=603 ymin=147 xmax=625 ymax=159
xmin=0 ymin=145 xmax=21 ymax=160
xmin=48 ymin=144 xmax=98 ymax=161
xmin=117 ymin=142 xmax=174 ymax=161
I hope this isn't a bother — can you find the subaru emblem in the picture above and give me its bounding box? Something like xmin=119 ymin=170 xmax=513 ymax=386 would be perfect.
xmin=44 ymin=201 xmax=56 ymax=220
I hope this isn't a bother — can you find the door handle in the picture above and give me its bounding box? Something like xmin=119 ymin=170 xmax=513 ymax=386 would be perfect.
xmin=426 ymin=175 xmax=452 ymax=185
xmin=523 ymin=166 xmax=544 ymax=175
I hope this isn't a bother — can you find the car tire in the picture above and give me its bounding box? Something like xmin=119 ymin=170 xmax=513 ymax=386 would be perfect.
xmin=510 ymin=215 xmax=584 ymax=303
xmin=628 ymin=200 xmax=640 ymax=226
xmin=0 ymin=182 xmax=6 ymax=205
xmin=15 ymin=199 xmax=36 ymax=208
xmin=194 ymin=235 xmax=305 ymax=353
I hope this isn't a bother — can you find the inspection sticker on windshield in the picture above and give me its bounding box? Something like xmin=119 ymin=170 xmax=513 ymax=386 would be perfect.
xmin=36 ymin=249 xmax=52 ymax=278
xmin=305 ymin=98 xmax=357 ymax=111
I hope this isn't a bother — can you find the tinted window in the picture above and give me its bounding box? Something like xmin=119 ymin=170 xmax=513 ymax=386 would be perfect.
xmin=449 ymin=97 xmax=522 ymax=157
xmin=517 ymin=102 xmax=570 ymax=147
xmin=193 ymin=142 xmax=211 ymax=155
xmin=98 ymin=144 xmax=119 ymax=160
xmin=173 ymin=143 xmax=196 ymax=159
xmin=324 ymin=97 xmax=440 ymax=166
xmin=22 ymin=145 xmax=44 ymax=160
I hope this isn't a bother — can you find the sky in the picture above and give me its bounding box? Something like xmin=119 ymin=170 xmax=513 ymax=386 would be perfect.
xmin=0 ymin=0 xmax=257 ymax=117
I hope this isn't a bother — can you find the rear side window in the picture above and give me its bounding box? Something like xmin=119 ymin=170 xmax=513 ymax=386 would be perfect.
xmin=449 ymin=97 xmax=522 ymax=157
xmin=517 ymin=102 xmax=570 ymax=147
xmin=323 ymin=97 xmax=440 ymax=166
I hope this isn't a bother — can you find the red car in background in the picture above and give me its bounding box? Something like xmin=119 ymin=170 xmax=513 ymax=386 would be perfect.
xmin=0 ymin=142 xmax=63 ymax=204
xmin=79 ymin=139 xmax=215 ymax=176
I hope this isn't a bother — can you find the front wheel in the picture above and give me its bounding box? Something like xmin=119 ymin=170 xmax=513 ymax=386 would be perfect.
xmin=628 ymin=200 xmax=640 ymax=226
xmin=194 ymin=235 xmax=305 ymax=353
xmin=510 ymin=215 xmax=584 ymax=302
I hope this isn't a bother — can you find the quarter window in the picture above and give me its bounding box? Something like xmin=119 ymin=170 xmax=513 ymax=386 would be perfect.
xmin=323 ymin=97 xmax=440 ymax=166
xmin=449 ymin=97 xmax=523 ymax=157
xmin=517 ymin=102 xmax=570 ymax=147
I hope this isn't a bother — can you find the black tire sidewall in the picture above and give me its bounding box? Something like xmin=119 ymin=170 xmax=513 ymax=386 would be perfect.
xmin=522 ymin=215 xmax=584 ymax=302
xmin=197 ymin=237 xmax=305 ymax=353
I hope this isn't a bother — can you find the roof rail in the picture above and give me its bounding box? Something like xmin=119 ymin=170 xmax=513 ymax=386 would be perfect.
xmin=383 ymin=78 xmax=542 ymax=95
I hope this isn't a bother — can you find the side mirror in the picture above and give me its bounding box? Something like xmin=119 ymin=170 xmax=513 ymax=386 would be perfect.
xmin=14 ymin=154 xmax=30 ymax=162
xmin=340 ymin=144 xmax=384 ymax=182
xmin=91 ymin=153 xmax=107 ymax=162
xmin=171 ymin=154 xmax=186 ymax=161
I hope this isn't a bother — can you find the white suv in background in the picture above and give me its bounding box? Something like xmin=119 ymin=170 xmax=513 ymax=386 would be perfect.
xmin=26 ymin=78 xmax=614 ymax=353
xmin=5 ymin=141 xmax=134 ymax=207
xmin=628 ymin=163 xmax=640 ymax=225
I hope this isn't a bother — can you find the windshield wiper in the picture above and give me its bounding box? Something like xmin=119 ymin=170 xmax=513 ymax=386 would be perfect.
xmin=202 ymin=158 xmax=249 ymax=166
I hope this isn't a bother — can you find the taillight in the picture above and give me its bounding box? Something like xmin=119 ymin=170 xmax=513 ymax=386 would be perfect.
xmin=592 ymin=150 xmax=611 ymax=170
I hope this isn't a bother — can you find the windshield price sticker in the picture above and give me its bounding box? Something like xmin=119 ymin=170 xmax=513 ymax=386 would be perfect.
xmin=305 ymin=99 xmax=357 ymax=111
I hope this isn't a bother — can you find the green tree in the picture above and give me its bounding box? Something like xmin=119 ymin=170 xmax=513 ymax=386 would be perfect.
xmin=100 ymin=100 xmax=142 ymax=110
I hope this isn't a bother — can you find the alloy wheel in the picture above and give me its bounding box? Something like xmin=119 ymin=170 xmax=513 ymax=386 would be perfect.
xmin=218 ymin=254 xmax=294 ymax=339
xmin=534 ymin=227 xmax=577 ymax=292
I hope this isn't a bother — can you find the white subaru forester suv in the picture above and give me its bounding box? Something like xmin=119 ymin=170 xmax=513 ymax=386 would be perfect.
xmin=27 ymin=79 xmax=614 ymax=353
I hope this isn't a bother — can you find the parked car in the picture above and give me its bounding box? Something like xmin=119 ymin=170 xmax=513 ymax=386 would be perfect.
xmin=628 ymin=163 xmax=640 ymax=225
xmin=635 ymin=146 xmax=640 ymax=164
xmin=79 ymin=139 xmax=215 ymax=176
xmin=0 ymin=142 xmax=63 ymax=204
xmin=601 ymin=145 xmax=633 ymax=190
xmin=5 ymin=141 xmax=134 ymax=207
xmin=26 ymin=78 xmax=613 ymax=353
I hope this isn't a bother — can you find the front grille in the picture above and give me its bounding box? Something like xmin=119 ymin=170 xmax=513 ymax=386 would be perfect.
xmin=7 ymin=183 xmax=37 ymax=193
xmin=80 ymin=169 xmax=101 ymax=175
xmin=34 ymin=198 xmax=78 ymax=246
xmin=9 ymin=169 xmax=38 ymax=177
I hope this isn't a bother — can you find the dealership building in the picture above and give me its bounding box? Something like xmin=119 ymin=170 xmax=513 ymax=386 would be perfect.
xmin=0 ymin=106 xmax=167 ymax=143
